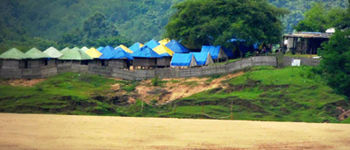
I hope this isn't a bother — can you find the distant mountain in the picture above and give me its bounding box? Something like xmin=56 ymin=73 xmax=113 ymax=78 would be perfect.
xmin=0 ymin=0 xmax=347 ymax=44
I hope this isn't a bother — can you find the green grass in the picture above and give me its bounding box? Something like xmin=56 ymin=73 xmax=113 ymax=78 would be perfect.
xmin=0 ymin=67 xmax=348 ymax=123
xmin=153 ymin=66 xmax=349 ymax=123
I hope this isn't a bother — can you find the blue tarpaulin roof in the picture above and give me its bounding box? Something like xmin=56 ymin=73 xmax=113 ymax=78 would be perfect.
xmin=201 ymin=45 xmax=222 ymax=59
xmin=131 ymin=46 xmax=162 ymax=58
xmin=114 ymin=49 xmax=133 ymax=60
xmin=99 ymin=46 xmax=118 ymax=59
xmin=144 ymin=40 xmax=160 ymax=49
xmin=171 ymin=53 xmax=194 ymax=67
xmin=223 ymin=48 xmax=234 ymax=59
xmin=129 ymin=42 xmax=143 ymax=52
xmin=190 ymin=52 xmax=210 ymax=66
xmin=97 ymin=47 xmax=104 ymax=52
xmin=165 ymin=40 xmax=189 ymax=53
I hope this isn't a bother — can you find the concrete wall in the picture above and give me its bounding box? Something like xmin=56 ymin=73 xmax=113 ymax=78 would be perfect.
xmin=0 ymin=56 xmax=320 ymax=80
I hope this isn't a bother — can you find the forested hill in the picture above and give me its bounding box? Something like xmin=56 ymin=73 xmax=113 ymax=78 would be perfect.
xmin=0 ymin=0 xmax=348 ymax=46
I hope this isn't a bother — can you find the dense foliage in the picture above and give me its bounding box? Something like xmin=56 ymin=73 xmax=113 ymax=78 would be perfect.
xmin=317 ymin=1 xmax=350 ymax=98
xmin=294 ymin=3 xmax=347 ymax=32
xmin=0 ymin=0 xmax=347 ymax=52
xmin=165 ymin=0 xmax=288 ymax=49
xmin=319 ymin=30 xmax=350 ymax=98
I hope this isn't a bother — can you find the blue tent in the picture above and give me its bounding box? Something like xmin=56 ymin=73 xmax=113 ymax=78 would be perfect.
xmin=114 ymin=49 xmax=133 ymax=60
xmin=132 ymin=46 xmax=162 ymax=58
xmin=201 ymin=45 xmax=224 ymax=60
xmin=129 ymin=42 xmax=143 ymax=52
xmin=99 ymin=46 xmax=118 ymax=59
xmin=171 ymin=53 xmax=196 ymax=67
xmin=97 ymin=46 xmax=104 ymax=52
xmin=223 ymin=48 xmax=234 ymax=59
xmin=190 ymin=52 xmax=213 ymax=66
xmin=165 ymin=40 xmax=189 ymax=53
xmin=144 ymin=40 xmax=160 ymax=49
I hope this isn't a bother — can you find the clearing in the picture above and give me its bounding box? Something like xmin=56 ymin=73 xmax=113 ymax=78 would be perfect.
xmin=0 ymin=113 xmax=349 ymax=150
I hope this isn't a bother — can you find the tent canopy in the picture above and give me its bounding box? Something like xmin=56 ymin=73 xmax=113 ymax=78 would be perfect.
xmin=191 ymin=52 xmax=212 ymax=66
xmin=114 ymin=50 xmax=133 ymax=60
xmin=117 ymin=45 xmax=133 ymax=53
xmin=129 ymin=42 xmax=144 ymax=52
xmin=25 ymin=48 xmax=50 ymax=59
xmin=60 ymin=47 xmax=71 ymax=53
xmin=165 ymin=40 xmax=189 ymax=53
xmin=81 ymin=46 xmax=89 ymax=52
xmin=223 ymin=48 xmax=234 ymax=59
xmin=44 ymin=47 xmax=63 ymax=58
xmin=0 ymin=48 xmax=26 ymax=60
xmin=153 ymin=44 xmax=174 ymax=56
xmin=144 ymin=40 xmax=160 ymax=49
xmin=85 ymin=47 xmax=102 ymax=59
xmin=59 ymin=47 xmax=92 ymax=60
xmin=201 ymin=45 xmax=222 ymax=59
xmin=159 ymin=38 xmax=170 ymax=45
xmin=132 ymin=46 xmax=162 ymax=58
xmin=170 ymin=53 xmax=194 ymax=67
xmin=99 ymin=46 xmax=118 ymax=60
xmin=97 ymin=46 xmax=104 ymax=52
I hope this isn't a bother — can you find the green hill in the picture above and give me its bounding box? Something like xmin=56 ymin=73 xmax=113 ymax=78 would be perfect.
xmin=0 ymin=66 xmax=349 ymax=123
xmin=0 ymin=0 xmax=348 ymax=53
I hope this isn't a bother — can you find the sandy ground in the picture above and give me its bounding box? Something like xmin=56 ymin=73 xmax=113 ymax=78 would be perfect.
xmin=0 ymin=113 xmax=349 ymax=150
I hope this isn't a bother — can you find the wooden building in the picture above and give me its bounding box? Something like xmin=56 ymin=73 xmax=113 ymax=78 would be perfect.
xmin=283 ymin=32 xmax=331 ymax=54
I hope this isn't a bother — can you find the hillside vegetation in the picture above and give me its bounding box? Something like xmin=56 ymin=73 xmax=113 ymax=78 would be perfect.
xmin=0 ymin=66 xmax=349 ymax=123
xmin=0 ymin=0 xmax=348 ymax=53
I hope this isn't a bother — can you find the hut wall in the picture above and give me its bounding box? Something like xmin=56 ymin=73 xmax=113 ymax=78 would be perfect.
xmin=88 ymin=60 xmax=112 ymax=76
xmin=133 ymin=58 xmax=156 ymax=68
xmin=0 ymin=60 xmax=22 ymax=79
xmin=71 ymin=61 xmax=89 ymax=73
xmin=156 ymin=57 xmax=171 ymax=67
xmin=109 ymin=60 xmax=128 ymax=69
xmin=41 ymin=59 xmax=58 ymax=78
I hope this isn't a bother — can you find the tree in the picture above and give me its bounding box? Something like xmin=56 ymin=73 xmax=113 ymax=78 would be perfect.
xmin=337 ymin=0 xmax=350 ymax=29
xmin=294 ymin=3 xmax=347 ymax=32
xmin=318 ymin=30 xmax=350 ymax=97
xmin=164 ymin=0 xmax=288 ymax=49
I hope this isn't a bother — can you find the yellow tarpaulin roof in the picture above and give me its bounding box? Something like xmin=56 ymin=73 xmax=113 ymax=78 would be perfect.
xmin=119 ymin=45 xmax=133 ymax=53
xmin=85 ymin=47 xmax=102 ymax=58
xmin=159 ymin=38 xmax=170 ymax=45
xmin=153 ymin=44 xmax=174 ymax=56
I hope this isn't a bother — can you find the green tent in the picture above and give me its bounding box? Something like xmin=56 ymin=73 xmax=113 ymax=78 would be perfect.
xmin=0 ymin=48 xmax=26 ymax=60
xmin=25 ymin=48 xmax=50 ymax=59
xmin=81 ymin=46 xmax=89 ymax=52
xmin=44 ymin=47 xmax=62 ymax=58
xmin=61 ymin=47 xmax=70 ymax=53
xmin=59 ymin=47 xmax=92 ymax=60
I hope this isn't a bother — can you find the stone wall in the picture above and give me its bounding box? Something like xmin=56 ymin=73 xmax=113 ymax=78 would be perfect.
xmin=0 ymin=56 xmax=321 ymax=80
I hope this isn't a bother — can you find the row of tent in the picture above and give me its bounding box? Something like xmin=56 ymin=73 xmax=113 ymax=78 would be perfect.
xmin=0 ymin=38 xmax=234 ymax=67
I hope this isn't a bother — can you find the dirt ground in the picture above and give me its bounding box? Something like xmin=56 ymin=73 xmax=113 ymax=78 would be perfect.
xmin=0 ymin=79 xmax=45 ymax=87
xmin=135 ymin=71 xmax=245 ymax=104
xmin=0 ymin=113 xmax=349 ymax=150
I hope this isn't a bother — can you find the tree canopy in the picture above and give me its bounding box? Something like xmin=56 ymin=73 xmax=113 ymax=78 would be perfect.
xmin=165 ymin=0 xmax=288 ymax=49
xmin=294 ymin=3 xmax=347 ymax=32
xmin=318 ymin=1 xmax=350 ymax=98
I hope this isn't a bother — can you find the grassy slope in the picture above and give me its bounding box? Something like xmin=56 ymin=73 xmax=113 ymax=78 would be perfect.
xmin=0 ymin=67 xmax=349 ymax=123
xmin=159 ymin=66 xmax=349 ymax=123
